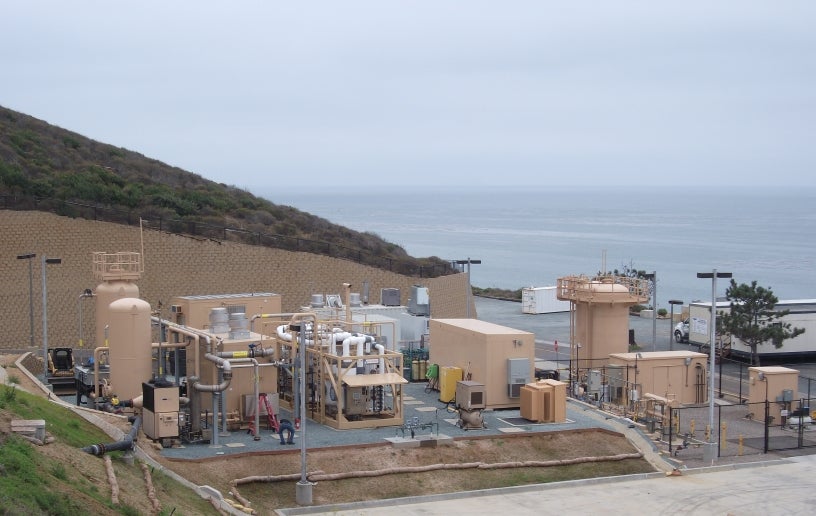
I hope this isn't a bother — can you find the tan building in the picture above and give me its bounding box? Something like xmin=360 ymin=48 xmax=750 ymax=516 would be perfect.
xmin=748 ymin=366 xmax=800 ymax=424
xmin=608 ymin=351 xmax=709 ymax=405
xmin=429 ymin=319 xmax=535 ymax=409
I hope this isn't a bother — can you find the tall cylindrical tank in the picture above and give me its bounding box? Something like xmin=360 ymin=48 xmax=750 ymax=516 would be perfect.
xmin=108 ymin=297 xmax=152 ymax=400
xmin=95 ymin=280 xmax=140 ymax=349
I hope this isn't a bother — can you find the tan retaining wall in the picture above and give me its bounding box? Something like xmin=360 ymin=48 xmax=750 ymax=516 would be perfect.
xmin=1 ymin=210 xmax=471 ymax=350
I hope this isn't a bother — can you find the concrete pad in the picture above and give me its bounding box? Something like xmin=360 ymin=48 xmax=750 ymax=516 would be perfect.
xmin=12 ymin=419 xmax=46 ymax=441
xmin=384 ymin=437 xmax=420 ymax=448
xmin=497 ymin=427 xmax=527 ymax=433
xmin=384 ymin=434 xmax=454 ymax=448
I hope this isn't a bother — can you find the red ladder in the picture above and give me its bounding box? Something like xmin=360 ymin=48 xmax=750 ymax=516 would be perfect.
xmin=248 ymin=393 xmax=280 ymax=437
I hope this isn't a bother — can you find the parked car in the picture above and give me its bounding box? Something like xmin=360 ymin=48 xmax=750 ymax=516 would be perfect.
xmin=674 ymin=319 xmax=689 ymax=343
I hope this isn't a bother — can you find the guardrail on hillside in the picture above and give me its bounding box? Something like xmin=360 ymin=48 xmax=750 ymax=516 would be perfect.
xmin=1 ymin=194 xmax=456 ymax=278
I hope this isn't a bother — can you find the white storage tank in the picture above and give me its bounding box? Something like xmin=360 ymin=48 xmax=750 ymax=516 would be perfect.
xmin=108 ymin=297 xmax=153 ymax=400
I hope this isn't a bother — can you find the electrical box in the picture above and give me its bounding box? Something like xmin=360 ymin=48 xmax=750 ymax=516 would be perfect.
xmin=587 ymin=370 xmax=602 ymax=396
xmin=507 ymin=358 xmax=531 ymax=398
xmin=456 ymin=381 xmax=486 ymax=410
xmin=344 ymin=386 xmax=366 ymax=416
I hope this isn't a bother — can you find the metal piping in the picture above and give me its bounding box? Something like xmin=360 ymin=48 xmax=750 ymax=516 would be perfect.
xmin=82 ymin=415 xmax=142 ymax=456
xmin=92 ymin=346 xmax=109 ymax=399
xmin=190 ymin=353 xmax=233 ymax=447
xmin=152 ymin=316 xmax=216 ymax=379
xmin=192 ymin=353 xmax=233 ymax=392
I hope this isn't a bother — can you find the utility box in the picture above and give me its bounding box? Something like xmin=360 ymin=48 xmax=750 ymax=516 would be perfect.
xmin=520 ymin=379 xmax=567 ymax=423
xmin=344 ymin=386 xmax=367 ymax=416
xmin=429 ymin=319 xmax=534 ymax=409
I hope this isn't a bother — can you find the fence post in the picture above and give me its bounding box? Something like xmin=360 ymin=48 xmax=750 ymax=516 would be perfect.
xmin=798 ymin=398 xmax=805 ymax=449
xmin=764 ymin=399 xmax=770 ymax=453
xmin=717 ymin=406 xmax=722 ymax=457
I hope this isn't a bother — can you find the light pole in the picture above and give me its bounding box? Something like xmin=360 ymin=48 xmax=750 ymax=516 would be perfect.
xmin=16 ymin=253 xmax=37 ymax=348
xmin=78 ymin=288 xmax=94 ymax=347
xmin=697 ymin=269 xmax=732 ymax=462
xmin=668 ymin=299 xmax=683 ymax=351
xmin=41 ymin=255 xmax=62 ymax=379
xmin=643 ymin=272 xmax=657 ymax=351
xmin=455 ymin=258 xmax=481 ymax=318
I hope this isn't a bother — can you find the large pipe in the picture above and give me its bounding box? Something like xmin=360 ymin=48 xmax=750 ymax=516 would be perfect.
xmin=82 ymin=415 xmax=142 ymax=456
xmin=375 ymin=343 xmax=385 ymax=373
xmin=190 ymin=353 xmax=233 ymax=445
xmin=192 ymin=353 xmax=232 ymax=392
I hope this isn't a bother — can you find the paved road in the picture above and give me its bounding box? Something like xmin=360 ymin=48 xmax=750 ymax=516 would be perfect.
xmin=279 ymin=455 xmax=816 ymax=515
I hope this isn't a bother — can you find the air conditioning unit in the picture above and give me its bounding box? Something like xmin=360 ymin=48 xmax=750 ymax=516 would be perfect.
xmin=508 ymin=379 xmax=526 ymax=398
xmin=170 ymin=305 xmax=183 ymax=314
xmin=507 ymin=357 xmax=531 ymax=398
xmin=381 ymin=288 xmax=400 ymax=306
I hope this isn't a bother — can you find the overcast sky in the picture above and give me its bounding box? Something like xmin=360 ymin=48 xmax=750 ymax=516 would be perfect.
xmin=3 ymin=1 xmax=815 ymax=190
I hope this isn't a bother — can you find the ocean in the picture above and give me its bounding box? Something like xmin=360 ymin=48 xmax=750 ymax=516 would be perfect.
xmin=262 ymin=185 xmax=816 ymax=311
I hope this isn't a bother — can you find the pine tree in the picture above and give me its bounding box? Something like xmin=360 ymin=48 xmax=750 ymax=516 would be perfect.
xmin=718 ymin=280 xmax=805 ymax=366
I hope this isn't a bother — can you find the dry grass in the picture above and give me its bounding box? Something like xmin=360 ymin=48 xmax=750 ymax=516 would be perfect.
xmin=151 ymin=430 xmax=653 ymax=512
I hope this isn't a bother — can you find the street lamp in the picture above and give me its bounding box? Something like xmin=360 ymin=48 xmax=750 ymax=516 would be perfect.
xmin=41 ymin=255 xmax=62 ymax=379
xmin=455 ymin=258 xmax=481 ymax=318
xmin=16 ymin=253 xmax=37 ymax=348
xmin=78 ymin=289 xmax=95 ymax=347
xmin=668 ymin=299 xmax=683 ymax=351
xmin=643 ymin=272 xmax=657 ymax=351
xmin=758 ymin=371 xmax=770 ymax=453
xmin=697 ymin=269 xmax=732 ymax=462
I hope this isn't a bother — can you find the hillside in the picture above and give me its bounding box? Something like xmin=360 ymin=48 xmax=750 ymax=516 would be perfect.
xmin=0 ymin=105 xmax=451 ymax=277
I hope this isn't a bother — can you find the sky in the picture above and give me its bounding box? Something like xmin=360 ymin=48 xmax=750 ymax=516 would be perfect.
xmin=3 ymin=1 xmax=815 ymax=190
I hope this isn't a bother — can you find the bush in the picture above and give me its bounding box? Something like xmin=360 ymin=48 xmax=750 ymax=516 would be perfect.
xmin=657 ymin=308 xmax=668 ymax=317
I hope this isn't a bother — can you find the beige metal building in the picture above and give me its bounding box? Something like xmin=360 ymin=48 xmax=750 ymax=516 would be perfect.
xmin=429 ymin=319 xmax=535 ymax=409
xmin=747 ymin=366 xmax=801 ymax=424
xmin=607 ymin=351 xmax=709 ymax=406
xmin=167 ymin=293 xmax=283 ymax=424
